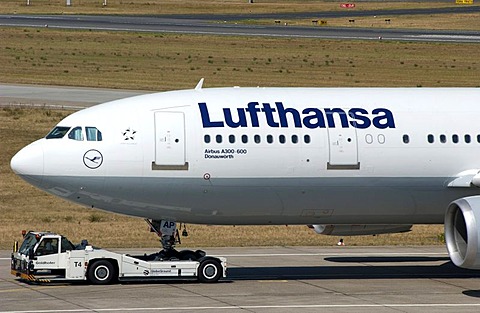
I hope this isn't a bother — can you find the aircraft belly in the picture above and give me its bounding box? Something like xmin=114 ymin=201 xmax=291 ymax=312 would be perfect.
xmin=29 ymin=175 xmax=480 ymax=225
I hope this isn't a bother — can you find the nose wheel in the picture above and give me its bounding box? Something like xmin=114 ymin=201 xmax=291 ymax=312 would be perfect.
xmin=145 ymin=219 xmax=205 ymax=261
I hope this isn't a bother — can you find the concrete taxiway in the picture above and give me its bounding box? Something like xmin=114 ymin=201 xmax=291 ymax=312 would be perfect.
xmin=1 ymin=9 xmax=480 ymax=43
xmin=1 ymin=246 xmax=480 ymax=313
xmin=0 ymin=84 xmax=146 ymax=109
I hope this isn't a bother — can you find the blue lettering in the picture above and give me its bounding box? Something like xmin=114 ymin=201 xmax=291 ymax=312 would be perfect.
xmin=246 ymin=102 xmax=261 ymax=127
xmin=372 ymin=108 xmax=396 ymax=129
xmin=224 ymin=108 xmax=247 ymax=128
xmin=276 ymin=102 xmax=302 ymax=128
xmin=348 ymin=108 xmax=371 ymax=129
xmin=325 ymin=108 xmax=349 ymax=128
xmin=198 ymin=102 xmax=395 ymax=129
xmin=199 ymin=103 xmax=224 ymax=128
xmin=261 ymin=103 xmax=279 ymax=127
xmin=302 ymin=108 xmax=326 ymax=129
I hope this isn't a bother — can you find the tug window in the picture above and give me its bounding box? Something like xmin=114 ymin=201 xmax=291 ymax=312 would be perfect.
xmin=46 ymin=126 xmax=71 ymax=139
xmin=86 ymin=127 xmax=102 ymax=141
xmin=68 ymin=127 xmax=83 ymax=141
xmin=35 ymin=238 xmax=59 ymax=256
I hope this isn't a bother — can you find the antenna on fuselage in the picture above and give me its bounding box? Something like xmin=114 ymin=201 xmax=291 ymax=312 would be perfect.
xmin=195 ymin=78 xmax=204 ymax=91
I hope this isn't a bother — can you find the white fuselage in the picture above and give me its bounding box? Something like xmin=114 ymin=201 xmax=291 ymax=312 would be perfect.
xmin=10 ymin=87 xmax=480 ymax=225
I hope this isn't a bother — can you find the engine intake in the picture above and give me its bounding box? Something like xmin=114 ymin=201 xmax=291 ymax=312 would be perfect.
xmin=445 ymin=196 xmax=480 ymax=269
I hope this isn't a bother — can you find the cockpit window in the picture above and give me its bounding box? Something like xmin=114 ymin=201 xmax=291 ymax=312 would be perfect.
xmin=86 ymin=127 xmax=102 ymax=141
xmin=68 ymin=127 xmax=84 ymax=141
xmin=46 ymin=126 xmax=71 ymax=139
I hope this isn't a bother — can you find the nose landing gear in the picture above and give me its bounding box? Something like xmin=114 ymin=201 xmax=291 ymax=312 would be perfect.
xmin=145 ymin=219 xmax=205 ymax=261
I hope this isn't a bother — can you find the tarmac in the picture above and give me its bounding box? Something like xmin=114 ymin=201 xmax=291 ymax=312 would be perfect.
xmin=1 ymin=246 xmax=480 ymax=313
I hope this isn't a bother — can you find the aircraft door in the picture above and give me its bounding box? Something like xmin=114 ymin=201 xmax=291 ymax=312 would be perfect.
xmin=327 ymin=120 xmax=360 ymax=170
xmin=153 ymin=111 xmax=188 ymax=170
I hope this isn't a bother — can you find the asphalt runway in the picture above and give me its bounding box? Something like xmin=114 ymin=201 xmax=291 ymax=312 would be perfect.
xmin=1 ymin=246 xmax=480 ymax=312
xmin=1 ymin=6 xmax=480 ymax=43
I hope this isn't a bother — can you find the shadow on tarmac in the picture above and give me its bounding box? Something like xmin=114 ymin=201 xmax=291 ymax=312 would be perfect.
xmin=228 ymin=257 xmax=479 ymax=281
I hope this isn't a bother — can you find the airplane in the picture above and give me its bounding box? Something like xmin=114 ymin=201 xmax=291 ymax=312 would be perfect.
xmin=10 ymin=80 xmax=480 ymax=270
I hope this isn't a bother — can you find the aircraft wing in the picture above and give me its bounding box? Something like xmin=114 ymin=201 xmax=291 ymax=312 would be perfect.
xmin=448 ymin=169 xmax=480 ymax=187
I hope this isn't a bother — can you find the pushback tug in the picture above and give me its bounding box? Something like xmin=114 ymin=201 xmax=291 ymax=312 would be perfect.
xmin=11 ymin=223 xmax=226 ymax=284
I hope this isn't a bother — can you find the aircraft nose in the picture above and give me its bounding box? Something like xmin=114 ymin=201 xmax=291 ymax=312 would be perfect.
xmin=10 ymin=140 xmax=44 ymax=182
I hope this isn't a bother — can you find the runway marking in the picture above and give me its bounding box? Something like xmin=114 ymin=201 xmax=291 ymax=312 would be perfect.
xmin=1 ymin=252 xmax=447 ymax=261
xmin=1 ymin=23 xmax=479 ymax=43
xmin=3 ymin=303 xmax=480 ymax=312
xmin=218 ymin=252 xmax=447 ymax=257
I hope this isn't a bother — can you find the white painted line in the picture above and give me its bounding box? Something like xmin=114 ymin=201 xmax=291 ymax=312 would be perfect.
xmin=3 ymin=303 xmax=480 ymax=312
xmin=1 ymin=252 xmax=448 ymax=260
xmin=218 ymin=252 xmax=448 ymax=257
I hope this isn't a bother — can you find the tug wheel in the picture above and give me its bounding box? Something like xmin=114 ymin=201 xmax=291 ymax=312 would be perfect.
xmin=87 ymin=260 xmax=115 ymax=285
xmin=198 ymin=259 xmax=222 ymax=283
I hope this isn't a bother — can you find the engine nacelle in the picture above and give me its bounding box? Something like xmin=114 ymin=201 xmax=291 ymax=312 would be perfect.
xmin=308 ymin=224 xmax=412 ymax=236
xmin=445 ymin=196 xmax=480 ymax=269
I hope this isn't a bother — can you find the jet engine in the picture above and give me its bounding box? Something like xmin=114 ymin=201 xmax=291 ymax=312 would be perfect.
xmin=445 ymin=196 xmax=480 ymax=269
xmin=308 ymin=224 xmax=412 ymax=236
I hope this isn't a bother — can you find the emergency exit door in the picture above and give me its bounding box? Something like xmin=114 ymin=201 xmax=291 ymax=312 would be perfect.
xmin=327 ymin=126 xmax=360 ymax=170
xmin=153 ymin=111 xmax=188 ymax=170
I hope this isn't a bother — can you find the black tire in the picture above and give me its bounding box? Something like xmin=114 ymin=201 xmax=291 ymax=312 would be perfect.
xmin=198 ymin=259 xmax=222 ymax=283
xmin=87 ymin=260 xmax=115 ymax=285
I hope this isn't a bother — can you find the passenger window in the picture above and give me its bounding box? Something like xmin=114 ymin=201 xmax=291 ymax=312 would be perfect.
xmin=242 ymin=135 xmax=248 ymax=144
xmin=229 ymin=135 xmax=235 ymax=144
xmin=279 ymin=135 xmax=286 ymax=144
xmin=365 ymin=134 xmax=373 ymax=144
xmin=477 ymin=134 xmax=480 ymax=143
xmin=68 ymin=127 xmax=83 ymax=141
xmin=254 ymin=135 xmax=261 ymax=144
xmin=216 ymin=135 xmax=222 ymax=144
xmin=465 ymin=134 xmax=471 ymax=143
xmin=403 ymin=134 xmax=409 ymax=144
xmin=292 ymin=135 xmax=298 ymax=144
xmin=204 ymin=134 xmax=211 ymax=143
xmin=427 ymin=134 xmax=434 ymax=143
xmin=452 ymin=134 xmax=459 ymax=144
xmin=267 ymin=135 xmax=273 ymax=144
xmin=86 ymin=127 xmax=102 ymax=141
xmin=304 ymin=135 xmax=311 ymax=144
xmin=378 ymin=134 xmax=385 ymax=144
xmin=46 ymin=126 xmax=71 ymax=139
xmin=440 ymin=134 xmax=446 ymax=143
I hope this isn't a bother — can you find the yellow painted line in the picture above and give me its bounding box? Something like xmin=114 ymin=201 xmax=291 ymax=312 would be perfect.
xmin=258 ymin=280 xmax=288 ymax=283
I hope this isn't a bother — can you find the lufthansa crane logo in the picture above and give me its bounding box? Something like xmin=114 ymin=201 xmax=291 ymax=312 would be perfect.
xmin=83 ymin=149 xmax=103 ymax=169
